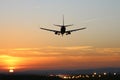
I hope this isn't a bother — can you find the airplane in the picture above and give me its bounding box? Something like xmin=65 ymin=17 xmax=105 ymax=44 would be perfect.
xmin=40 ymin=15 xmax=86 ymax=35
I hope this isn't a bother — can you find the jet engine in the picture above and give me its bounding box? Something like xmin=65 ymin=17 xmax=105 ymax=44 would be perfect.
xmin=66 ymin=31 xmax=71 ymax=35
xmin=55 ymin=31 xmax=60 ymax=35
xmin=55 ymin=31 xmax=58 ymax=34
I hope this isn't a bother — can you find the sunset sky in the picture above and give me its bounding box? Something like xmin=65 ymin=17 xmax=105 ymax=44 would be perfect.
xmin=0 ymin=0 xmax=120 ymax=72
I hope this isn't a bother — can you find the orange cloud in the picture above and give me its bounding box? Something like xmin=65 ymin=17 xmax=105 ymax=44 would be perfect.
xmin=0 ymin=46 xmax=120 ymax=57
xmin=0 ymin=55 xmax=22 ymax=70
xmin=0 ymin=46 xmax=120 ymax=70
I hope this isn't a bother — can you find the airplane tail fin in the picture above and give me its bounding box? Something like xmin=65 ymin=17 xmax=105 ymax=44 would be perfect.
xmin=63 ymin=15 xmax=73 ymax=27
xmin=53 ymin=15 xmax=73 ymax=27
xmin=53 ymin=15 xmax=64 ymax=27
xmin=63 ymin=15 xmax=64 ymax=26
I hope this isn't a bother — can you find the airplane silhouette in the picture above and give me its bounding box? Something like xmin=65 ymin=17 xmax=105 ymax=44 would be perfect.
xmin=40 ymin=15 xmax=86 ymax=35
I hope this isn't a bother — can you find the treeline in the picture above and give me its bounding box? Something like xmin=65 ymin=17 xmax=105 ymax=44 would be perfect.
xmin=0 ymin=73 xmax=119 ymax=80
xmin=0 ymin=74 xmax=61 ymax=80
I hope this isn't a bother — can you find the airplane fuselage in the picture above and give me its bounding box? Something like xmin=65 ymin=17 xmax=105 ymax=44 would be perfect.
xmin=61 ymin=26 xmax=66 ymax=34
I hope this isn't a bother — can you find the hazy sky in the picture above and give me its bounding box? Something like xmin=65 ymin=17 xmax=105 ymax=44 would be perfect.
xmin=0 ymin=0 xmax=120 ymax=72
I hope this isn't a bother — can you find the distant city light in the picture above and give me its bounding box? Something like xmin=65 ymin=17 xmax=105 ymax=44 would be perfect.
xmin=72 ymin=76 xmax=75 ymax=79
xmin=76 ymin=76 xmax=80 ymax=78
xmin=114 ymin=73 xmax=116 ymax=75
xmin=99 ymin=75 xmax=101 ymax=77
xmin=57 ymin=72 xmax=118 ymax=79
xmin=86 ymin=75 xmax=89 ymax=78
xmin=79 ymin=75 xmax=82 ymax=77
xmin=82 ymin=75 xmax=85 ymax=78
xmin=104 ymin=72 xmax=107 ymax=75
xmin=94 ymin=72 xmax=97 ymax=75
xmin=64 ymin=76 xmax=67 ymax=79
xmin=92 ymin=75 xmax=95 ymax=77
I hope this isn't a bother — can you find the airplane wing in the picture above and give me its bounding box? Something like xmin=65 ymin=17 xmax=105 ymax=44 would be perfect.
xmin=40 ymin=28 xmax=60 ymax=32
xmin=66 ymin=27 xmax=86 ymax=32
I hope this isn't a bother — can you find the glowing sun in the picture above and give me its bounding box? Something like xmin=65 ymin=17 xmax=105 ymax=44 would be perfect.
xmin=9 ymin=69 xmax=14 ymax=73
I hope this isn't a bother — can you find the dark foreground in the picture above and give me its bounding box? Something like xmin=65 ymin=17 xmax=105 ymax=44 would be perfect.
xmin=0 ymin=73 xmax=119 ymax=80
